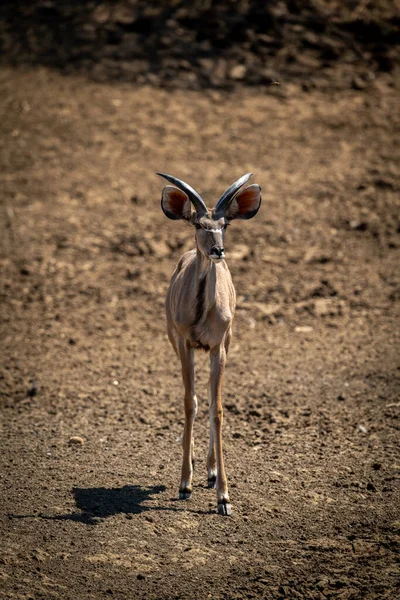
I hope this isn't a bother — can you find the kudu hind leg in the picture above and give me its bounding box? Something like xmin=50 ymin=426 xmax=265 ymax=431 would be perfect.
xmin=209 ymin=345 xmax=231 ymax=515
xmin=178 ymin=338 xmax=197 ymax=499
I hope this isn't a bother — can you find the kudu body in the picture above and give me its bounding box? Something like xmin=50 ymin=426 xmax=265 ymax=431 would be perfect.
xmin=158 ymin=172 xmax=261 ymax=515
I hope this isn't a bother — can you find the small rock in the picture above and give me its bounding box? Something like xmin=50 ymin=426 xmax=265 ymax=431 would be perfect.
xmin=260 ymin=69 xmax=280 ymax=85
xmin=295 ymin=326 xmax=313 ymax=333
xmin=229 ymin=64 xmax=247 ymax=80
xmin=304 ymin=247 xmax=331 ymax=264
xmin=68 ymin=436 xmax=85 ymax=446
xmin=337 ymin=394 xmax=345 ymax=401
xmin=247 ymin=317 xmax=256 ymax=329
xmin=349 ymin=220 xmax=368 ymax=231
xmin=352 ymin=76 xmax=367 ymax=90
xmin=126 ymin=267 xmax=140 ymax=280
xmin=27 ymin=380 xmax=37 ymax=397
xmin=358 ymin=424 xmax=367 ymax=434
xmin=314 ymin=299 xmax=344 ymax=317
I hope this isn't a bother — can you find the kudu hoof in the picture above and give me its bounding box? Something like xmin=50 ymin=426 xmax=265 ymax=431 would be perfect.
xmin=179 ymin=488 xmax=192 ymax=500
xmin=207 ymin=476 xmax=216 ymax=489
xmin=217 ymin=501 xmax=232 ymax=516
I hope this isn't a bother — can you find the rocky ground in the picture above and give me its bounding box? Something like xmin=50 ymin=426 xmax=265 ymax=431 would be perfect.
xmin=1 ymin=1 xmax=399 ymax=90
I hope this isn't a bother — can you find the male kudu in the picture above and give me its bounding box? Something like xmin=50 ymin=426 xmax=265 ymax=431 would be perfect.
xmin=158 ymin=172 xmax=261 ymax=515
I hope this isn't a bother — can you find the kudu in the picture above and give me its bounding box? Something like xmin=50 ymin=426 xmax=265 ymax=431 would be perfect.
xmin=158 ymin=172 xmax=261 ymax=515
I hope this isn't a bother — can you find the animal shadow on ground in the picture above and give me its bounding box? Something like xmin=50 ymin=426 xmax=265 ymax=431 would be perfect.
xmin=8 ymin=484 xmax=210 ymax=525
xmin=69 ymin=484 xmax=167 ymax=524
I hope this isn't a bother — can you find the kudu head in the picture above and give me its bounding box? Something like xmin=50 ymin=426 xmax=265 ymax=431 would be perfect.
xmin=157 ymin=173 xmax=261 ymax=263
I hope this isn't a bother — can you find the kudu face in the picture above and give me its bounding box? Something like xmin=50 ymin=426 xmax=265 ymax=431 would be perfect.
xmin=193 ymin=213 xmax=227 ymax=263
xmin=157 ymin=173 xmax=262 ymax=262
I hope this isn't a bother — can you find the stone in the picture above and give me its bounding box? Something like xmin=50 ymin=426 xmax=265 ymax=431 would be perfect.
xmin=68 ymin=436 xmax=85 ymax=446
xmin=229 ymin=64 xmax=247 ymax=80
xmin=314 ymin=299 xmax=344 ymax=317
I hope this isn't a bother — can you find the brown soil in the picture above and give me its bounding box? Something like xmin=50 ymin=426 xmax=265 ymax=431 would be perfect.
xmin=0 ymin=64 xmax=399 ymax=599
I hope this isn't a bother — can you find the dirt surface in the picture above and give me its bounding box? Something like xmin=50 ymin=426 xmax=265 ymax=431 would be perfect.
xmin=0 ymin=64 xmax=400 ymax=599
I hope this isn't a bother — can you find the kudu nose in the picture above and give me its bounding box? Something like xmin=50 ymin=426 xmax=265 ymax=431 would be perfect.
xmin=211 ymin=246 xmax=224 ymax=257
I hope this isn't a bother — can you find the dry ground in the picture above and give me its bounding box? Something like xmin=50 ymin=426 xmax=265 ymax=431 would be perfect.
xmin=0 ymin=66 xmax=399 ymax=599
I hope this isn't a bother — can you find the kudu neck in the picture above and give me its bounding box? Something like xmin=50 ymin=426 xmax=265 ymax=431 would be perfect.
xmin=195 ymin=247 xmax=216 ymax=282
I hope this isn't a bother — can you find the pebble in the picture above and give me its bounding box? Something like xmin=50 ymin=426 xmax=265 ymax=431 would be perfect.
xmin=349 ymin=219 xmax=368 ymax=231
xmin=27 ymin=381 xmax=37 ymax=397
xmin=68 ymin=436 xmax=85 ymax=446
xmin=230 ymin=64 xmax=247 ymax=80
xmin=314 ymin=298 xmax=343 ymax=317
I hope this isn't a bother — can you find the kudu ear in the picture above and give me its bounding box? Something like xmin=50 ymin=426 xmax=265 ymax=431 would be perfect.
xmin=161 ymin=186 xmax=192 ymax=220
xmin=224 ymin=184 xmax=261 ymax=221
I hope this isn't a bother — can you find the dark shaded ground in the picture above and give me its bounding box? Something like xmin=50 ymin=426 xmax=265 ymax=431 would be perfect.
xmin=0 ymin=1 xmax=399 ymax=89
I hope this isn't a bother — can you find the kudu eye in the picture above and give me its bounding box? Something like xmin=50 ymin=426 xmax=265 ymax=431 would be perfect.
xmin=195 ymin=223 xmax=201 ymax=230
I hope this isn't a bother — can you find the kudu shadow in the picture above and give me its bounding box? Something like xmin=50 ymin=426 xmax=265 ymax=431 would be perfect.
xmin=9 ymin=484 xmax=210 ymax=524
xmin=71 ymin=484 xmax=167 ymax=523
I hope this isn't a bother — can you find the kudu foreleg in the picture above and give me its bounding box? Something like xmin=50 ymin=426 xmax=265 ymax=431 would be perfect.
xmin=207 ymin=328 xmax=231 ymax=490
xmin=178 ymin=338 xmax=197 ymax=499
xmin=207 ymin=398 xmax=216 ymax=488
xmin=209 ymin=344 xmax=231 ymax=515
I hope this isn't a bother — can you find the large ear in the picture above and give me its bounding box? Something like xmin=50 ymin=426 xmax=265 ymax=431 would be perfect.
xmin=161 ymin=186 xmax=192 ymax=220
xmin=224 ymin=184 xmax=261 ymax=220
